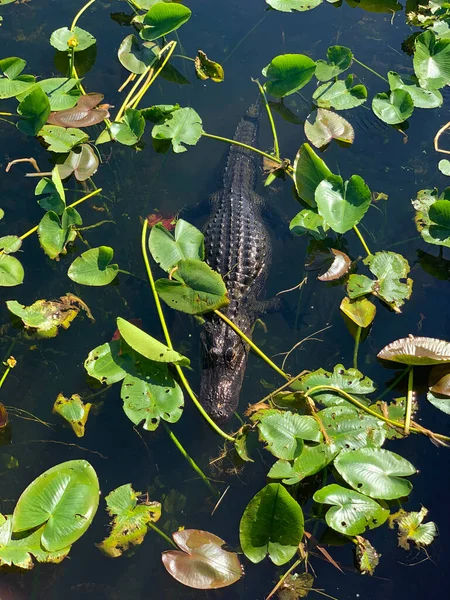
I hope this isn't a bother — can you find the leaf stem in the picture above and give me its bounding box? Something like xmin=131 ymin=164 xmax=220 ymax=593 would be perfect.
xmin=116 ymin=67 xmax=152 ymax=122
xmin=0 ymin=364 xmax=11 ymax=390
xmin=353 ymin=57 xmax=388 ymax=83
xmin=253 ymin=78 xmax=280 ymax=160
xmin=214 ymin=310 xmax=289 ymax=380
xmin=202 ymin=132 xmax=283 ymax=165
xmin=140 ymin=220 xmax=235 ymax=442
xmin=353 ymin=326 xmax=361 ymax=370
xmin=304 ymin=384 xmax=450 ymax=443
xmin=0 ymin=188 xmax=102 ymax=256
xmin=147 ymin=521 xmax=177 ymax=548
xmin=163 ymin=423 xmax=218 ymax=496
xmin=376 ymin=365 xmax=411 ymax=401
xmin=130 ymin=41 xmax=177 ymax=110
xmin=70 ymin=0 xmax=97 ymax=31
xmin=404 ymin=366 xmax=414 ymax=435
xmin=353 ymin=224 xmax=372 ymax=257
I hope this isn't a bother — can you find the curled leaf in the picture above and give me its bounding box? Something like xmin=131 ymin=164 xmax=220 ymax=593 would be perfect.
xmin=305 ymin=108 xmax=354 ymax=149
xmin=194 ymin=50 xmax=224 ymax=82
xmin=340 ymin=296 xmax=376 ymax=329
xmin=355 ymin=536 xmax=379 ymax=576
xmin=58 ymin=144 xmax=99 ymax=181
xmin=318 ymin=248 xmax=351 ymax=281
xmin=378 ymin=335 xmax=450 ymax=365
xmin=53 ymin=393 xmax=91 ymax=438
xmin=391 ymin=507 xmax=437 ymax=550
xmin=429 ymin=364 xmax=450 ymax=396
xmin=47 ymin=93 xmax=109 ymax=128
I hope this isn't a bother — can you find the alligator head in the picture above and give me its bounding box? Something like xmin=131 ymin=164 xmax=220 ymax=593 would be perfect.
xmin=199 ymin=317 xmax=249 ymax=423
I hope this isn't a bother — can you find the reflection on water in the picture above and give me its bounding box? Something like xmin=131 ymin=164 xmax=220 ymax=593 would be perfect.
xmin=1 ymin=0 xmax=450 ymax=598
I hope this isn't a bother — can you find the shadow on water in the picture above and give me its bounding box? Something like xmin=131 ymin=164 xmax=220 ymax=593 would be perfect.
xmin=1 ymin=0 xmax=450 ymax=598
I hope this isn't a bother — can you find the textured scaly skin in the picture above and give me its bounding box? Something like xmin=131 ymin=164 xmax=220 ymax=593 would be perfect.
xmin=199 ymin=107 xmax=272 ymax=422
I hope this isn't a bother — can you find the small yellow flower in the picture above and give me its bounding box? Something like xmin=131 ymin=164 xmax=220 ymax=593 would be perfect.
xmin=6 ymin=356 xmax=16 ymax=369
xmin=67 ymin=36 xmax=79 ymax=49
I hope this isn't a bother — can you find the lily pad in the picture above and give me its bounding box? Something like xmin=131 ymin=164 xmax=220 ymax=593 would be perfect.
xmin=195 ymin=51 xmax=224 ymax=82
xmin=262 ymin=54 xmax=316 ymax=98
xmin=266 ymin=0 xmax=322 ymax=11
xmin=315 ymin=46 xmax=353 ymax=81
xmin=39 ymin=125 xmax=89 ymax=153
xmin=53 ymin=393 xmax=92 ymax=438
xmin=318 ymin=249 xmax=352 ymax=281
xmin=313 ymin=75 xmax=368 ymax=110
xmin=117 ymin=317 xmax=189 ymax=366
xmin=290 ymin=209 xmax=328 ymax=239
xmin=318 ymin=406 xmax=386 ymax=449
xmin=392 ymin=507 xmax=437 ymax=550
xmin=12 ymin=460 xmax=99 ymax=552
xmin=47 ymin=93 xmax=109 ymax=128
xmin=429 ymin=363 xmax=450 ymax=396
xmin=17 ymin=86 xmax=51 ymax=136
xmin=293 ymin=143 xmax=333 ymax=207
xmin=50 ymin=27 xmax=96 ymax=53
xmin=305 ymin=108 xmax=354 ymax=149
xmin=387 ymin=71 xmax=443 ymax=109
xmin=37 ymin=208 xmax=81 ymax=260
xmin=84 ymin=340 xmax=134 ymax=385
xmin=149 ymin=218 xmax=204 ymax=272
xmin=334 ymin=447 xmax=416 ymax=500
xmin=372 ymin=89 xmax=414 ymax=125
xmin=97 ymin=484 xmax=161 ymax=558
xmin=110 ymin=109 xmax=145 ymax=146
xmin=68 ymin=246 xmax=119 ymax=286
xmin=155 ymin=258 xmax=229 ymax=315
xmin=118 ymin=34 xmax=158 ymax=74
xmin=355 ymin=536 xmax=379 ymax=576
xmin=413 ymin=30 xmax=450 ymax=90
xmin=340 ymin=296 xmax=376 ymax=328
xmin=140 ymin=3 xmax=192 ymax=41
xmin=268 ymin=442 xmax=339 ymax=485
xmin=239 ymin=483 xmax=304 ymax=565
xmin=0 ymin=235 xmax=21 ymax=255
xmin=0 ymin=56 xmax=35 ymax=99
xmin=151 ymin=107 xmax=202 ymax=153
xmin=162 ymin=529 xmax=243 ymax=590
xmin=0 ymin=254 xmax=24 ymax=287
xmin=59 ymin=144 xmax=99 ymax=181
xmin=378 ymin=335 xmax=450 ymax=365
xmin=257 ymin=411 xmax=321 ymax=460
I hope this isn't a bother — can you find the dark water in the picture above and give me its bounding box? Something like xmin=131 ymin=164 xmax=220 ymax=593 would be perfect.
xmin=1 ymin=0 xmax=450 ymax=598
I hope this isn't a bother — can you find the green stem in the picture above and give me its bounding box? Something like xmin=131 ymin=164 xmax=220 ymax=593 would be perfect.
xmin=353 ymin=57 xmax=388 ymax=83
xmin=253 ymin=78 xmax=280 ymax=159
xmin=173 ymin=54 xmax=195 ymax=62
xmin=130 ymin=41 xmax=177 ymax=110
xmin=202 ymin=132 xmax=283 ymax=165
xmin=376 ymin=365 xmax=411 ymax=401
xmin=116 ymin=67 xmax=151 ymax=121
xmin=305 ymin=384 xmax=450 ymax=443
xmin=404 ymin=367 xmax=414 ymax=435
xmin=140 ymin=220 xmax=235 ymax=442
xmin=147 ymin=522 xmax=177 ymax=548
xmin=353 ymin=326 xmax=361 ymax=370
xmin=70 ymin=0 xmax=97 ymax=31
xmin=353 ymin=224 xmax=372 ymax=257
xmin=0 ymin=366 xmax=11 ymax=390
xmin=163 ymin=423 xmax=218 ymax=496
xmin=214 ymin=310 xmax=289 ymax=381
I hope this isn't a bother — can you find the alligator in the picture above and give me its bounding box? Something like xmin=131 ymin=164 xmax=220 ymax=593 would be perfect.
xmin=199 ymin=105 xmax=273 ymax=422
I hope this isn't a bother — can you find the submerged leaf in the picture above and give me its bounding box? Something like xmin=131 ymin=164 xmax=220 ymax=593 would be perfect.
xmin=378 ymin=335 xmax=450 ymax=365
xmin=97 ymin=484 xmax=161 ymax=558
xmin=53 ymin=393 xmax=92 ymax=438
xmin=277 ymin=572 xmax=314 ymax=600
xmin=195 ymin=50 xmax=224 ymax=82
xmin=162 ymin=529 xmax=243 ymax=590
xmin=240 ymin=483 xmax=304 ymax=565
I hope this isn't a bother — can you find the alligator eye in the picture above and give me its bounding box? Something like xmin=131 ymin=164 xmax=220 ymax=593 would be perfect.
xmin=225 ymin=348 xmax=235 ymax=363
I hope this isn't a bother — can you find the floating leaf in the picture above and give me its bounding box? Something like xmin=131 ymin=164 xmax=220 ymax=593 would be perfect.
xmin=355 ymin=536 xmax=380 ymax=575
xmin=413 ymin=191 xmax=450 ymax=247
xmin=162 ymin=529 xmax=243 ymax=590
xmin=47 ymin=93 xmax=109 ymax=128
xmin=315 ymin=46 xmax=353 ymax=81
xmin=334 ymin=448 xmax=416 ymax=500
xmin=17 ymin=86 xmax=51 ymax=136
xmin=313 ymin=75 xmax=367 ymax=110
xmin=266 ymin=0 xmax=322 ymax=11
xmin=257 ymin=411 xmax=321 ymax=460
xmin=340 ymin=296 xmax=376 ymax=328
xmin=6 ymin=295 xmax=86 ymax=338
xmin=155 ymin=258 xmax=229 ymax=315
xmin=53 ymin=393 xmax=92 ymax=438
xmin=195 ymin=50 xmax=224 ymax=82
xmin=391 ymin=507 xmax=437 ymax=550
xmin=140 ymin=3 xmax=192 ymax=41
xmin=262 ymin=54 xmax=316 ymax=98
xmin=293 ymin=143 xmax=333 ymax=207
xmin=429 ymin=364 xmax=450 ymax=396
xmin=387 ymin=71 xmax=442 ymax=109
xmin=37 ymin=208 xmax=81 ymax=260
xmin=118 ymin=34 xmax=158 ymax=74
xmin=50 ymin=27 xmax=96 ymax=53
xmin=117 ymin=317 xmax=189 ymax=366
xmin=318 ymin=406 xmax=386 ymax=449
xmin=268 ymin=442 xmax=339 ymax=485
xmin=97 ymin=484 xmax=161 ymax=558
xmin=313 ymin=484 xmax=389 ymax=535
xmin=110 ymin=108 xmax=145 ymax=146
xmin=378 ymin=335 xmax=450 ymax=365
xmin=0 ymin=235 xmax=21 ymax=254
xmin=121 ymin=365 xmax=184 ymax=431
xmin=290 ymin=209 xmax=328 ymax=239
xmin=149 ymin=219 xmax=204 ymax=272
xmin=439 ymin=159 xmax=450 ymax=176
xmin=305 ymin=108 xmax=354 ymax=149
xmin=151 ymin=107 xmax=202 ymax=153
xmin=315 ymin=174 xmax=372 ymax=234
xmin=12 ymin=460 xmax=99 ymax=552
xmin=68 ymin=246 xmax=119 ymax=286
xmin=413 ymin=30 xmax=450 ymax=90
xmin=372 ymin=89 xmax=414 ymax=125
xmin=239 ymin=483 xmax=304 ymax=565
xmin=0 ymin=57 xmax=35 ymax=99
xmin=0 ymin=254 xmax=24 ymax=287
xmin=84 ymin=340 xmax=133 ymax=385
xmin=235 ymin=425 xmax=254 ymax=462
xmin=318 ymin=249 xmax=352 ymax=281
xmin=39 ymin=125 xmax=89 ymax=152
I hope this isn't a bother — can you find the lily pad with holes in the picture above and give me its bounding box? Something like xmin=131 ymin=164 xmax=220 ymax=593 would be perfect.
xmin=97 ymin=484 xmax=161 ymax=558
xmin=392 ymin=507 xmax=437 ymax=550
xmin=318 ymin=406 xmax=386 ymax=449
xmin=39 ymin=125 xmax=89 ymax=153
xmin=313 ymin=483 xmax=389 ymax=535
xmin=162 ymin=529 xmax=243 ymax=590
xmin=52 ymin=393 xmax=92 ymax=438
xmin=195 ymin=51 xmax=224 ymax=82
xmin=84 ymin=340 xmax=134 ymax=385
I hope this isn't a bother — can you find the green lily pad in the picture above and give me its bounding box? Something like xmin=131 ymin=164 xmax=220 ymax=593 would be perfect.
xmin=372 ymin=89 xmax=414 ymax=125
xmin=140 ymin=3 xmax=192 ymax=41
xmin=257 ymin=411 xmax=321 ymax=460
xmin=118 ymin=34 xmax=158 ymax=74
xmin=37 ymin=208 xmax=82 ymax=260
xmin=266 ymin=0 xmax=322 ymax=11
xmin=313 ymin=75 xmax=368 ymax=110
xmin=97 ymin=484 xmax=161 ymax=558
xmin=151 ymin=107 xmax=202 ymax=153
xmin=318 ymin=406 xmax=386 ymax=449
xmin=0 ymin=254 xmax=24 ymax=287
xmin=334 ymin=447 xmax=416 ymax=499
xmin=313 ymin=483 xmax=389 ymax=535
xmin=293 ymin=143 xmax=333 ymax=207
xmin=0 ymin=235 xmax=22 ymax=254
xmin=340 ymin=296 xmax=376 ymax=328
xmin=413 ymin=30 xmax=450 ymax=90
xmin=355 ymin=537 xmax=379 ymax=576
xmin=39 ymin=125 xmax=89 ymax=153
xmin=53 ymin=393 xmax=92 ymax=438
xmin=195 ymin=50 xmax=224 ymax=82
xmin=68 ymin=246 xmax=119 ymax=286
xmin=50 ymin=27 xmax=96 ymax=52
xmin=289 ymin=208 xmax=328 ymax=239
xmin=387 ymin=71 xmax=443 ymax=109
xmin=315 ymin=45 xmax=353 ymax=81
xmin=149 ymin=219 xmax=204 ymax=272
xmin=111 ymin=108 xmax=145 ymax=146
xmin=84 ymin=340 xmax=134 ymax=385
xmin=17 ymin=86 xmax=51 ymax=136
xmin=12 ymin=460 xmax=99 ymax=552
xmin=268 ymin=442 xmax=339 ymax=485
xmin=262 ymin=54 xmax=316 ymax=98
xmin=0 ymin=56 xmax=35 ymax=99
xmin=239 ymin=483 xmax=304 ymax=566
